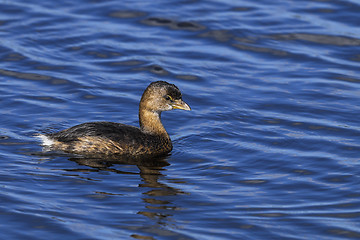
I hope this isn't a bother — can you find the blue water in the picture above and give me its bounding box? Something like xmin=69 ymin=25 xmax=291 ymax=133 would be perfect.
xmin=1 ymin=0 xmax=360 ymax=239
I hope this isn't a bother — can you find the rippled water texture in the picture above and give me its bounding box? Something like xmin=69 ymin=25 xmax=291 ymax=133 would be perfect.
xmin=1 ymin=0 xmax=360 ymax=239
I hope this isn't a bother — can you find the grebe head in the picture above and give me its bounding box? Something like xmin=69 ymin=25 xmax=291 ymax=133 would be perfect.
xmin=140 ymin=81 xmax=191 ymax=112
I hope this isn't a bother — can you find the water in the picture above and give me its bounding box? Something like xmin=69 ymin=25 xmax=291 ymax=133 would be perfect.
xmin=1 ymin=0 xmax=360 ymax=239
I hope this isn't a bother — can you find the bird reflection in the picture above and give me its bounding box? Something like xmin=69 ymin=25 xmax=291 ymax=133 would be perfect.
xmin=65 ymin=154 xmax=186 ymax=226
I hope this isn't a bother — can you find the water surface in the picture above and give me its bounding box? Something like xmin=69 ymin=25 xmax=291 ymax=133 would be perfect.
xmin=1 ymin=0 xmax=360 ymax=239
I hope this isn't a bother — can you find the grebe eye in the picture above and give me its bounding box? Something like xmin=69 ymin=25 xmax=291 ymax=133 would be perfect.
xmin=165 ymin=95 xmax=173 ymax=101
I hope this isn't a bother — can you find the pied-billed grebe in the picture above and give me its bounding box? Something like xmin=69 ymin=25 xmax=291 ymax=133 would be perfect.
xmin=38 ymin=81 xmax=191 ymax=157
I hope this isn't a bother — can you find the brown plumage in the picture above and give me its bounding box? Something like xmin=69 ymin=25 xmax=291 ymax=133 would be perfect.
xmin=39 ymin=81 xmax=191 ymax=157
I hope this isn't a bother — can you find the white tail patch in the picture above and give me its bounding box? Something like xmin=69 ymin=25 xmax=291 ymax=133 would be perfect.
xmin=35 ymin=134 xmax=54 ymax=147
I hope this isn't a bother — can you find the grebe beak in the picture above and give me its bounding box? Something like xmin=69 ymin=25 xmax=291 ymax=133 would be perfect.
xmin=172 ymin=99 xmax=191 ymax=111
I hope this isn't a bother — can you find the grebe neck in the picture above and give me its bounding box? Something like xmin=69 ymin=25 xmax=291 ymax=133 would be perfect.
xmin=139 ymin=109 xmax=168 ymax=137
